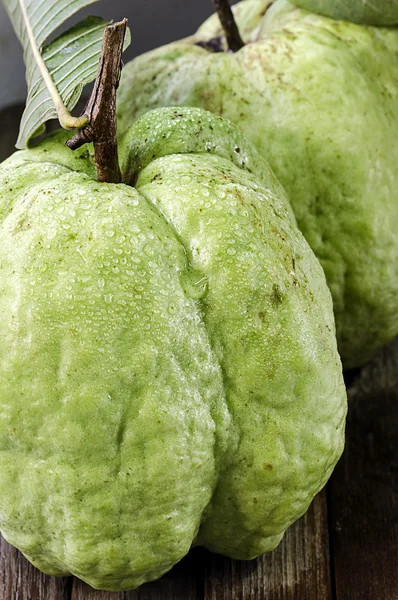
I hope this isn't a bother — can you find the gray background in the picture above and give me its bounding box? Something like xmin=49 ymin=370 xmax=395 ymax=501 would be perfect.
xmin=0 ymin=0 xmax=232 ymax=111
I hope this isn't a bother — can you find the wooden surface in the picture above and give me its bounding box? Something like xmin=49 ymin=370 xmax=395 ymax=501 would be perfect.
xmin=0 ymin=108 xmax=397 ymax=600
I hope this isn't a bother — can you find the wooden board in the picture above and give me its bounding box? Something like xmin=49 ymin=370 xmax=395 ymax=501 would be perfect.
xmin=329 ymin=339 xmax=398 ymax=600
xmin=0 ymin=106 xmax=397 ymax=599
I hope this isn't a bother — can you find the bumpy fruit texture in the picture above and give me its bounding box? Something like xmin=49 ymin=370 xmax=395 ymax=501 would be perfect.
xmin=117 ymin=0 xmax=398 ymax=369
xmin=290 ymin=0 xmax=398 ymax=26
xmin=0 ymin=107 xmax=346 ymax=590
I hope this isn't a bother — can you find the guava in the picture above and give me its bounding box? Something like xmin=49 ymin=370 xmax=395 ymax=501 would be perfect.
xmin=117 ymin=0 xmax=398 ymax=369
xmin=0 ymin=107 xmax=346 ymax=590
xmin=290 ymin=0 xmax=398 ymax=26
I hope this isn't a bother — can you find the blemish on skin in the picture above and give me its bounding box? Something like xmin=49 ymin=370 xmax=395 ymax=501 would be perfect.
xmin=264 ymin=463 xmax=273 ymax=471
xmin=290 ymin=271 xmax=299 ymax=287
xmin=271 ymin=283 xmax=283 ymax=306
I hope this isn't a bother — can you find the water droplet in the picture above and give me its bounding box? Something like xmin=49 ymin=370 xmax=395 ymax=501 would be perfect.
xmin=168 ymin=303 xmax=177 ymax=314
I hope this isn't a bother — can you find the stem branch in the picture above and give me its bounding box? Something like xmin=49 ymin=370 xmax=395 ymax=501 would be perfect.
xmin=212 ymin=0 xmax=244 ymax=52
xmin=66 ymin=19 xmax=127 ymax=183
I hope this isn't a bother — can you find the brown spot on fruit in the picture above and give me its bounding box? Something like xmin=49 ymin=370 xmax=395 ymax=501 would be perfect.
xmin=271 ymin=283 xmax=284 ymax=306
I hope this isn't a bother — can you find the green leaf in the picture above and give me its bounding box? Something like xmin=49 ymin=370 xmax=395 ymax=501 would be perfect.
xmin=18 ymin=16 xmax=110 ymax=149
xmin=2 ymin=0 xmax=130 ymax=148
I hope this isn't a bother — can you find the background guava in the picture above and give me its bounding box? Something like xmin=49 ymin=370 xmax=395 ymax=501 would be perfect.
xmin=290 ymin=0 xmax=398 ymax=26
xmin=117 ymin=0 xmax=398 ymax=369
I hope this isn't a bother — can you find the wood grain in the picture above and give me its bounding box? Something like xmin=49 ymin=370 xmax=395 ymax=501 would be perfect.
xmin=203 ymin=491 xmax=332 ymax=600
xmin=329 ymin=339 xmax=398 ymax=600
xmin=0 ymin=536 xmax=72 ymax=600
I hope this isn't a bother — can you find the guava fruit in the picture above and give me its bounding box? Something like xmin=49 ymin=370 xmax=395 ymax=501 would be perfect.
xmin=116 ymin=0 xmax=398 ymax=369
xmin=0 ymin=107 xmax=346 ymax=590
xmin=290 ymin=0 xmax=398 ymax=26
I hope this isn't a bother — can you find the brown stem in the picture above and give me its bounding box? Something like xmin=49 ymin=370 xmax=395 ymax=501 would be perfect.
xmin=213 ymin=0 xmax=244 ymax=52
xmin=66 ymin=19 xmax=127 ymax=183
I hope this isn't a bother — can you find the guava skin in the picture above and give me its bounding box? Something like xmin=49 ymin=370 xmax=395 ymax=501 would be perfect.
xmin=117 ymin=0 xmax=398 ymax=369
xmin=0 ymin=107 xmax=346 ymax=590
xmin=290 ymin=0 xmax=398 ymax=26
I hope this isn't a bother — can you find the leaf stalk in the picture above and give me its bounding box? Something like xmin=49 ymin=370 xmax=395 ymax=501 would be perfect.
xmin=18 ymin=0 xmax=89 ymax=131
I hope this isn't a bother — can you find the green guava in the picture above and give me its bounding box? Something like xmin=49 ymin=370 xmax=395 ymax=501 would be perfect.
xmin=290 ymin=0 xmax=398 ymax=26
xmin=117 ymin=0 xmax=398 ymax=369
xmin=0 ymin=107 xmax=346 ymax=590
